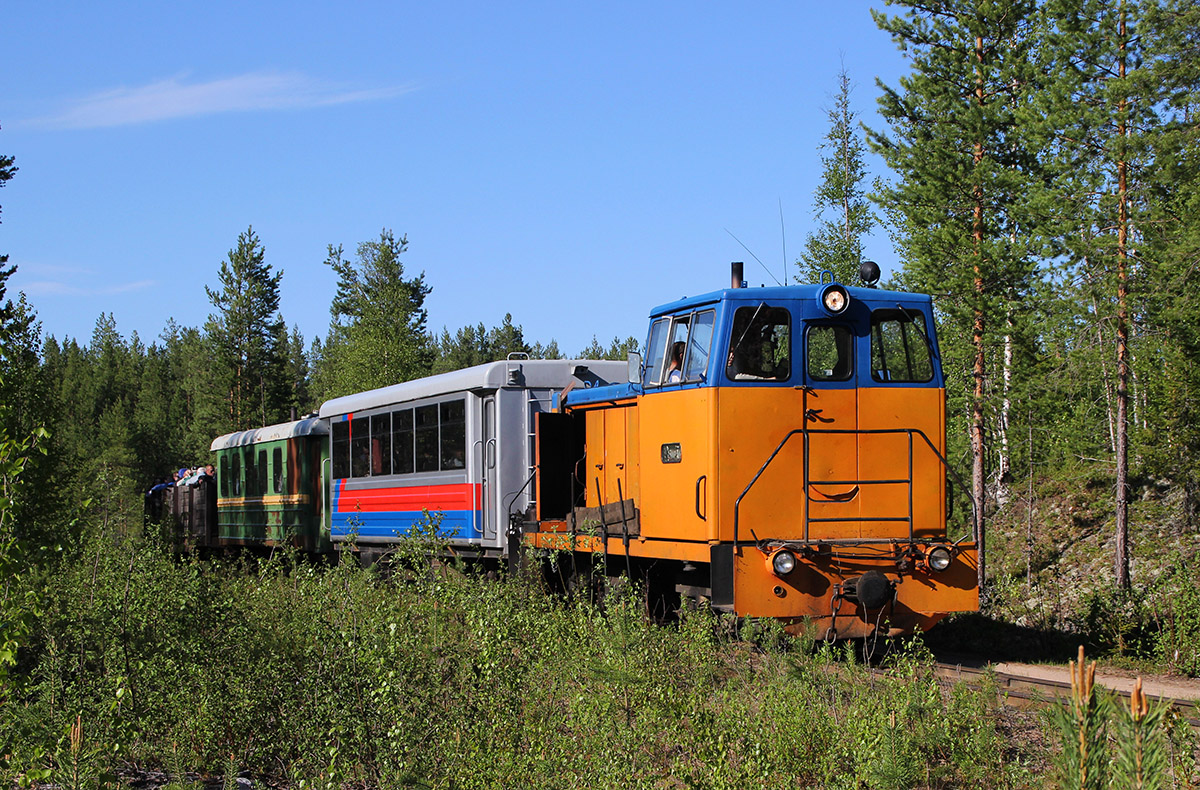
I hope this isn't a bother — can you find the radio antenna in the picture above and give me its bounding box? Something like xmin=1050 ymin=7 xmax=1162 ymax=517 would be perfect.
xmin=779 ymin=198 xmax=788 ymax=285
xmin=724 ymin=228 xmax=782 ymax=286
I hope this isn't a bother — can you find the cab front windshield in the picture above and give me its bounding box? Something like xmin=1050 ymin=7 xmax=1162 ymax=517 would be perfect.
xmin=726 ymin=304 xmax=791 ymax=382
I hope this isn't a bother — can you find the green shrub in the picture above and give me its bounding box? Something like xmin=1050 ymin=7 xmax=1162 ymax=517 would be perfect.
xmin=1153 ymin=564 xmax=1200 ymax=676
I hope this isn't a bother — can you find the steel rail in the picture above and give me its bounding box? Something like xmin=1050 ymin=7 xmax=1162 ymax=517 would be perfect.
xmin=874 ymin=661 xmax=1200 ymax=730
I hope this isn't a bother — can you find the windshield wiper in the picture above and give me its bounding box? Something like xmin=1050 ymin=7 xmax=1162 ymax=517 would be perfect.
xmin=894 ymin=303 xmax=939 ymax=362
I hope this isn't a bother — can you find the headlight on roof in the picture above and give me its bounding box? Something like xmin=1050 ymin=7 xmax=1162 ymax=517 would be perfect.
xmin=820 ymin=283 xmax=849 ymax=315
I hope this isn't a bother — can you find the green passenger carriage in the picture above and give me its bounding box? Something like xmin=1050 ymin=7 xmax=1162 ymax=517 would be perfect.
xmin=209 ymin=417 xmax=330 ymax=553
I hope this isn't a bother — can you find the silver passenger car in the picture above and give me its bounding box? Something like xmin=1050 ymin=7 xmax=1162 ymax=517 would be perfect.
xmin=317 ymin=357 xmax=626 ymax=555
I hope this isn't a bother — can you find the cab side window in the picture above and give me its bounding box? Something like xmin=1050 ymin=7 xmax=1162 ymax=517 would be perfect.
xmin=683 ymin=310 xmax=715 ymax=381
xmin=726 ymin=305 xmax=791 ymax=382
xmin=807 ymin=325 xmax=854 ymax=382
xmin=644 ymin=318 xmax=670 ymax=386
xmin=644 ymin=309 xmax=716 ymax=386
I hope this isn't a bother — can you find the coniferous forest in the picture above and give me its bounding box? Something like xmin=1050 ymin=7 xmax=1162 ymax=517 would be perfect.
xmin=2 ymin=1 xmax=1200 ymax=787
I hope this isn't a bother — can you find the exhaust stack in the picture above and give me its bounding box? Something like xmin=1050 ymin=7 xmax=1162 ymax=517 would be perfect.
xmin=731 ymin=261 xmax=744 ymax=289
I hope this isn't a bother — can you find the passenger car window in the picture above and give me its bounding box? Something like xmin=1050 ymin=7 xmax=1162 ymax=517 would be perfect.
xmin=871 ymin=309 xmax=934 ymax=383
xmin=351 ymin=417 xmax=370 ymax=477
xmin=231 ymin=451 xmax=242 ymax=496
xmin=333 ymin=399 xmax=469 ymax=478
xmin=257 ymin=449 xmax=268 ymax=496
xmin=272 ymin=447 xmax=284 ymax=494
xmin=726 ymin=305 xmax=791 ymax=382
xmin=332 ymin=420 xmax=350 ymax=479
xmin=415 ymin=405 xmax=439 ymax=473
xmin=371 ymin=413 xmax=391 ymax=475
xmin=220 ymin=454 xmax=230 ymax=497
xmin=440 ymin=400 xmax=466 ymax=469
xmin=244 ymin=449 xmax=257 ymax=497
xmin=392 ymin=409 xmax=414 ymax=475
xmin=807 ymin=325 xmax=854 ymax=382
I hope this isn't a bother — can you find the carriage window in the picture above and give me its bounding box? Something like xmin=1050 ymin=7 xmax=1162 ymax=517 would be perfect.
xmin=871 ymin=310 xmax=934 ymax=383
xmin=332 ymin=420 xmax=350 ymax=479
xmin=231 ymin=451 xmax=242 ymax=497
xmin=272 ymin=447 xmax=284 ymax=493
xmin=683 ymin=310 xmax=715 ymax=381
xmin=392 ymin=409 xmax=414 ymax=475
xmin=220 ymin=454 xmax=230 ymax=497
xmin=371 ymin=413 xmax=391 ymax=476
xmin=644 ymin=318 xmax=670 ymax=386
xmin=244 ymin=448 xmax=257 ymax=497
xmin=808 ymin=325 xmax=854 ymax=382
xmin=440 ymin=400 xmax=466 ymax=469
xmin=415 ymin=405 xmax=440 ymax=473
xmin=726 ymin=305 xmax=791 ymax=382
xmin=351 ymin=417 xmax=370 ymax=477
xmin=257 ymin=449 xmax=268 ymax=496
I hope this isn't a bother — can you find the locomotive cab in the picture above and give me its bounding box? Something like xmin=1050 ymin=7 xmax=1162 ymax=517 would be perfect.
xmin=530 ymin=272 xmax=979 ymax=639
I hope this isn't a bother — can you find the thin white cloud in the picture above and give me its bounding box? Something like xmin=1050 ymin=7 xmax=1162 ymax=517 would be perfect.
xmin=21 ymin=278 xmax=156 ymax=296
xmin=24 ymin=71 xmax=416 ymax=130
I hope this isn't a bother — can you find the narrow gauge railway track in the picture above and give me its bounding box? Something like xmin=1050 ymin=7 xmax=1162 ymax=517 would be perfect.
xmin=908 ymin=661 xmax=1200 ymax=728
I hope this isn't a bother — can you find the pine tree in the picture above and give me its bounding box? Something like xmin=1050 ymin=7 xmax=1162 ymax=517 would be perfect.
xmin=161 ymin=320 xmax=218 ymax=460
xmin=798 ymin=67 xmax=875 ymax=285
xmin=1038 ymin=0 xmax=1161 ymax=587
xmin=317 ymin=230 xmax=433 ymax=396
xmin=488 ymin=313 xmax=531 ymax=360
xmin=577 ymin=335 xmax=640 ymax=361
xmin=0 ymin=136 xmax=27 ymax=351
xmin=431 ymin=323 xmax=490 ymax=375
xmin=529 ymin=339 xmax=563 ymax=360
xmin=1137 ymin=0 xmax=1200 ymax=527
xmin=869 ymin=0 xmax=1043 ymax=592
xmin=604 ymin=336 xmax=641 ymax=360
xmin=431 ymin=314 xmax=533 ymax=374
xmin=281 ymin=324 xmax=311 ymax=419
xmin=203 ymin=227 xmax=289 ymax=431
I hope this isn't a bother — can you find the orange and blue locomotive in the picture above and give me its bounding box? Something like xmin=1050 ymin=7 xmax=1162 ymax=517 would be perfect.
xmin=527 ymin=263 xmax=978 ymax=638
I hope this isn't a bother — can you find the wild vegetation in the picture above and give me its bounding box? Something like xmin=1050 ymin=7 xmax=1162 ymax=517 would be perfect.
xmin=0 ymin=523 xmax=1039 ymax=789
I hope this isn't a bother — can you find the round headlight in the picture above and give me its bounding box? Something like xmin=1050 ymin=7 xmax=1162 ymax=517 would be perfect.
xmin=927 ymin=545 xmax=953 ymax=572
xmin=771 ymin=550 xmax=796 ymax=577
xmin=821 ymin=284 xmax=849 ymax=314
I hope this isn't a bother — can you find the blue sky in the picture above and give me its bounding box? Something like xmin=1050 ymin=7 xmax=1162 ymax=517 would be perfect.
xmin=3 ymin=2 xmax=911 ymax=357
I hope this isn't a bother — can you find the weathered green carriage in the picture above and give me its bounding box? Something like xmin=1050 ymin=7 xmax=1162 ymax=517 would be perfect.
xmin=209 ymin=417 xmax=330 ymax=553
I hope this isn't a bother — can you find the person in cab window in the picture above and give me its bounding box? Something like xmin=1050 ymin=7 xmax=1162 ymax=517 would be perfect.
xmin=666 ymin=341 xmax=685 ymax=383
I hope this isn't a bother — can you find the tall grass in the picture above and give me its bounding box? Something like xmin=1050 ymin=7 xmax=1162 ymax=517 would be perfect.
xmin=5 ymin=528 xmax=1029 ymax=788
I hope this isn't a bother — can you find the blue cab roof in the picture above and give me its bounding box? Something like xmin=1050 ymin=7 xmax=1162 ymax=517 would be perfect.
xmin=648 ymin=282 xmax=932 ymax=319
xmin=564 ymin=279 xmax=942 ymax=409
